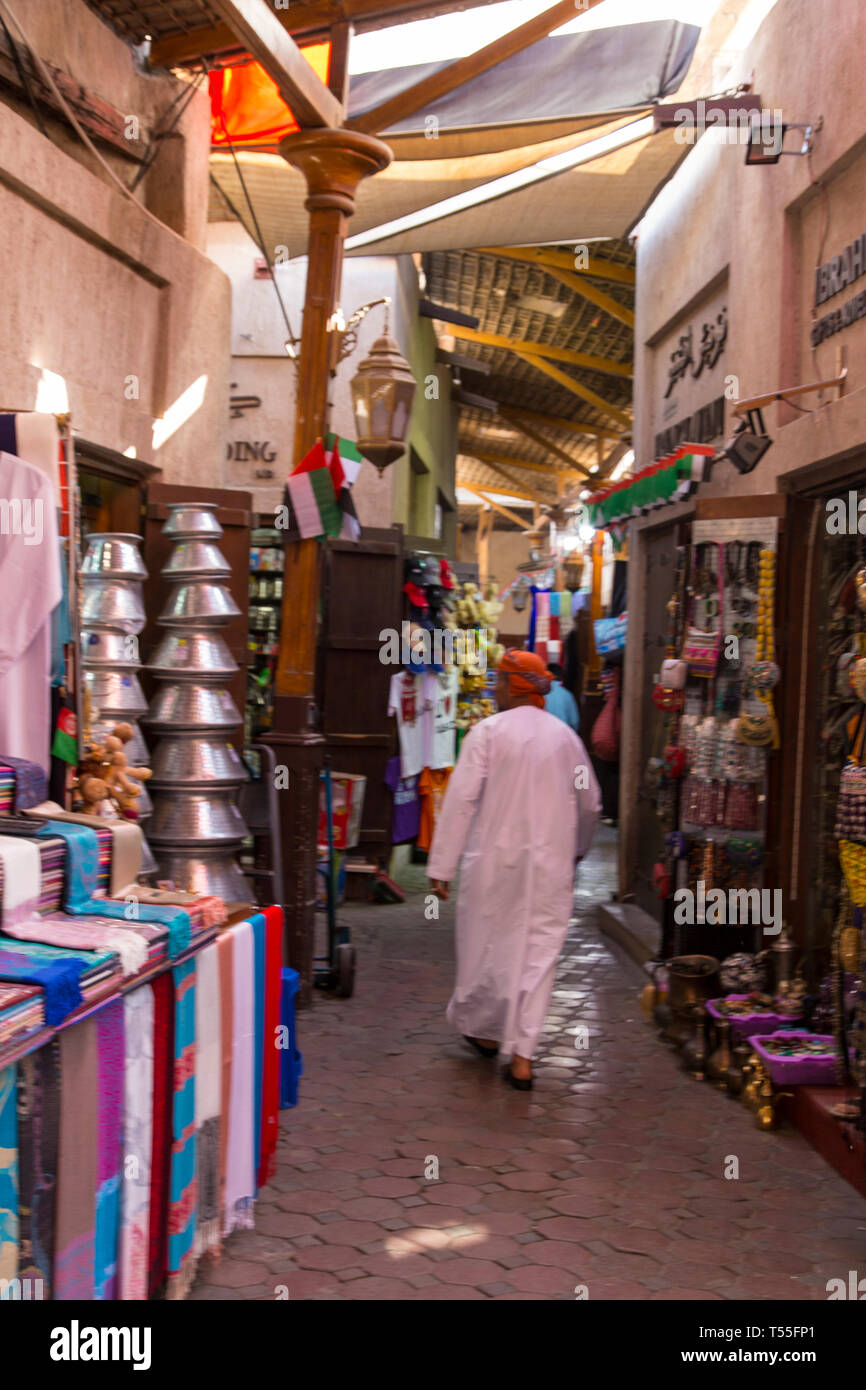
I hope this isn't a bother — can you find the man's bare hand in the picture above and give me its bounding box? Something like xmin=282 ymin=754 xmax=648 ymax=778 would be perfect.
xmin=429 ymin=879 xmax=450 ymax=901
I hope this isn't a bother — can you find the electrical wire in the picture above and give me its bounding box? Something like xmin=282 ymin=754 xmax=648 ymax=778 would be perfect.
xmin=0 ymin=0 xmax=197 ymax=239
xmin=1 ymin=0 xmax=302 ymax=356
xmin=129 ymin=69 xmax=206 ymax=192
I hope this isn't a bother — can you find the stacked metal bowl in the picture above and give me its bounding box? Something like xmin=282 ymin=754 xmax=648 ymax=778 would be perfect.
xmin=80 ymin=533 xmax=154 ymax=827
xmin=145 ymin=503 xmax=250 ymax=901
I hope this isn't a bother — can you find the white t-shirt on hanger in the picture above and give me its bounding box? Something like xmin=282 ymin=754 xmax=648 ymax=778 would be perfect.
xmin=388 ymin=670 xmax=429 ymax=779
xmin=423 ymin=667 xmax=459 ymax=770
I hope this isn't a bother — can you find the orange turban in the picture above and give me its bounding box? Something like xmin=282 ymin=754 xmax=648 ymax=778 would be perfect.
xmin=498 ymin=649 xmax=554 ymax=708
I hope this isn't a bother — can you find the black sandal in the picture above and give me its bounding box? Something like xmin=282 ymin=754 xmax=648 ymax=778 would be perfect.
xmin=463 ymin=1035 xmax=498 ymax=1058
xmin=503 ymin=1064 xmax=533 ymax=1091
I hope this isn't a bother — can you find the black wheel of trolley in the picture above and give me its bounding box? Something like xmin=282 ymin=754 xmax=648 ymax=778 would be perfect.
xmin=334 ymin=942 xmax=356 ymax=998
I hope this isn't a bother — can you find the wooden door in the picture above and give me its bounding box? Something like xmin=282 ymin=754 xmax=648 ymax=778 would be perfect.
xmin=319 ymin=527 xmax=403 ymax=861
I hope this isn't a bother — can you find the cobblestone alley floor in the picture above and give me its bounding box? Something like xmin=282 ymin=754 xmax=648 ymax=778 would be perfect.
xmin=192 ymin=830 xmax=866 ymax=1301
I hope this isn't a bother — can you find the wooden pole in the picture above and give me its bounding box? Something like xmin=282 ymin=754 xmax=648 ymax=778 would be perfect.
xmin=266 ymin=126 xmax=391 ymax=997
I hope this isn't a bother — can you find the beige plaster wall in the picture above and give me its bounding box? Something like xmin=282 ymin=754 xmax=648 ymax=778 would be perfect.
xmin=634 ymin=0 xmax=866 ymax=493
xmin=0 ymin=5 xmax=230 ymax=484
xmin=623 ymin=0 xmax=866 ymax=900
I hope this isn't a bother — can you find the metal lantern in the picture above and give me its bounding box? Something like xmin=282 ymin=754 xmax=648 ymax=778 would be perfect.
xmin=511 ymin=577 xmax=530 ymax=612
xmin=350 ymin=330 xmax=417 ymax=475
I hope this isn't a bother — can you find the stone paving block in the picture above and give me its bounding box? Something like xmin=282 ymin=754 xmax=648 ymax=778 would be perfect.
xmin=192 ymin=828 xmax=864 ymax=1304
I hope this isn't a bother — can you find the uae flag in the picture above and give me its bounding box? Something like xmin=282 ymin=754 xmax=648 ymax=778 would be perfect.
xmin=283 ymin=440 xmax=341 ymax=539
xmin=324 ymin=434 xmax=362 ymax=542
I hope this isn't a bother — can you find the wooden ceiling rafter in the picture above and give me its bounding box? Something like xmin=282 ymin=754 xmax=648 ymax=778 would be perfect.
xmin=479 ymin=245 xmax=636 ymax=286
xmin=461 ymin=458 xmax=551 ymax=504
xmin=499 ymin=410 xmax=593 ymax=479
xmin=483 ymin=247 xmax=634 ymax=329
xmin=514 ymin=351 xmax=632 ymax=430
xmin=458 ymin=484 xmax=536 ymax=530
xmin=500 ymin=406 xmax=619 ymax=443
xmin=146 ymin=0 xmax=506 ymax=66
xmin=446 ymin=324 xmax=632 ymax=380
xmin=464 ymin=447 xmax=584 ymax=483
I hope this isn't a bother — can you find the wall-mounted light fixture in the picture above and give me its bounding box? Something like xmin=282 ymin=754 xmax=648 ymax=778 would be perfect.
xmin=745 ymin=118 xmax=822 ymax=165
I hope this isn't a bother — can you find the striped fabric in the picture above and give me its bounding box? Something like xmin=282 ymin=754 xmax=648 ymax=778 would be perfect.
xmin=166 ymin=959 xmax=197 ymax=1299
xmin=0 ymin=829 xmax=109 ymax=921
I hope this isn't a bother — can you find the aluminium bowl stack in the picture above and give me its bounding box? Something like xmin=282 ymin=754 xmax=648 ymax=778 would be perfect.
xmin=80 ymin=533 xmax=153 ymax=825
xmin=144 ymin=503 xmax=250 ymax=901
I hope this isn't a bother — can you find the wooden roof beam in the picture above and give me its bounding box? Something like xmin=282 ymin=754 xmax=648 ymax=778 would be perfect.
xmin=488 ymin=248 xmax=634 ymax=328
xmin=479 ymin=246 xmax=635 ymax=286
xmin=349 ymin=0 xmax=605 ymax=135
xmin=150 ymin=1 xmax=499 ymax=65
xmin=448 ymin=324 xmax=632 ymax=380
xmin=498 ymin=412 xmax=593 ymax=478
xmin=208 ymin=0 xmax=342 ymax=126
xmin=545 ymin=266 xmax=634 ymax=330
xmin=458 ymin=483 xmax=536 ymax=529
xmin=502 ymin=406 xmax=619 ymax=442
xmin=514 ymin=351 xmax=632 ymax=430
xmin=464 ymin=459 xmax=552 ymax=504
xmin=464 ymin=447 xmax=584 ymax=481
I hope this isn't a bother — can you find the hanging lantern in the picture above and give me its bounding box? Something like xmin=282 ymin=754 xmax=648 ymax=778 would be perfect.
xmin=511 ymin=576 xmax=530 ymax=612
xmin=350 ymin=316 xmax=417 ymax=475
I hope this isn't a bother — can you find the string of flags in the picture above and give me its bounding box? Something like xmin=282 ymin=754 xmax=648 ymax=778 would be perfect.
xmin=586 ymin=444 xmax=714 ymax=530
xmin=278 ymin=433 xmax=363 ymax=543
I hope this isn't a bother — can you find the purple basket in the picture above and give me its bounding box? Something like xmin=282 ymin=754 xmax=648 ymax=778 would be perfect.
xmin=707 ymin=995 xmax=801 ymax=1042
xmin=750 ymin=1032 xmax=838 ymax=1086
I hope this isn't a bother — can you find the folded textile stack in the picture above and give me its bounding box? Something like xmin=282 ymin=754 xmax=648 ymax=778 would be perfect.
xmin=0 ymin=938 xmax=122 ymax=1026
xmin=0 ymin=826 xmax=111 ymax=921
xmin=130 ymin=886 xmax=228 ymax=928
xmin=0 ymin=768 xmax=13 ymax=816
xmin=0 ymin=981 xmax=44 ymax=1046
xmin=0 ymin=833 xmax=66 ymax=920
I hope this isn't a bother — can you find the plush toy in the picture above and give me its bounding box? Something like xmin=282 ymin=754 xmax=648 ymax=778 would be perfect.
xmin=73 ymin=721 xmax=152 ymax=819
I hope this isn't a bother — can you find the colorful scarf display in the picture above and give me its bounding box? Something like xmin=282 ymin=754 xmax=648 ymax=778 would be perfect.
xmin=94 ymin=1000 xmax=124 ymax=1300
xmin=119 ymin=985 xmax=153 ymax=1301
xmin=0 ymin=833 xmax=66 ymax=919
xmin=216 ymin=929 xmax=234 ymax=1242
xmin=194 ymin=943 xmax=221 ymax=1258
xmin=224 ymin=920 xmax=255 ymax=1237
xmin=0 ymin=756 xmax=47 ymax=811
xmin=16 ymin=1041 xmax=59 ymax=1297
xmin=147 ymin=974 xmax=173 ymax=1298
xmin=167 ymin=960 xmax=197 ymax=1300
xmin=250 ymin=913 xmax=265 ymax=1189
xmin=25 ymin=806 xmax=141 ymax=897
xmin=32 ymin=820 xmax=191 ymax=958
xmin=0 ymin=1065 xmax=18 ymax=1285
xmin=131 ymin=888 xmax=227 ymax=928
xmin=3 ymin=914 xmax=147 ymax=978
xmin=2 ymin=908 xmax=278 ymax=1302
xmin=259 ymin=906 xmax=283 ymax=1189
xmin=54 ymin=1018 xmax=99 ymax=1299
xmin=0 ymin=834 xmax=41 ymax=926
xmin=0 ymin=942 xmax=85 ymax=1027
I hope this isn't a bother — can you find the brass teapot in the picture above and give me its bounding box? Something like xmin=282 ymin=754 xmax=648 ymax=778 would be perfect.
xmin=755 ymin=1076 xmax=793 ymax=1131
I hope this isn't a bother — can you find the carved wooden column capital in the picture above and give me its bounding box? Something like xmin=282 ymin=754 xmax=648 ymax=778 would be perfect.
xmin=279 ymin=128 xmax=392 ymax=215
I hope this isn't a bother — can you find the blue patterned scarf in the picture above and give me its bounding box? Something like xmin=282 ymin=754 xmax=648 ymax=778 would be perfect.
xmin=34 ymin=821 xmax=191 ymax=958
xmin=0 ymin=1066 xmax=18 ymax=1289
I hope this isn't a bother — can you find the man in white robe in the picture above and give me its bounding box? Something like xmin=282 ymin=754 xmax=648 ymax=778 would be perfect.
xmin=427 ymin=649 xmax=601 ymax=1090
